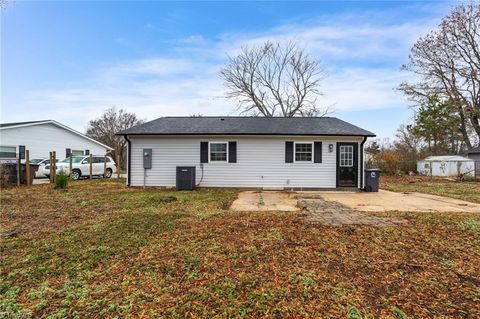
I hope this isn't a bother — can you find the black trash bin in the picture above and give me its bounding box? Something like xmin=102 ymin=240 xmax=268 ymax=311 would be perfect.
xmin=364 ymin=169 xmax=381 ymax=192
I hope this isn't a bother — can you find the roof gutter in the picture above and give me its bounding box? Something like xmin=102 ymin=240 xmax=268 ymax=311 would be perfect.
xmin=359 ymin=136 xmax=368 ymax=190
xmin=123 ymin=135 xmax=131 ymax=186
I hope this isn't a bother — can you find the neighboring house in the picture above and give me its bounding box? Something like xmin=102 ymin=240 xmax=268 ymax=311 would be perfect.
xmin=0 ymin=120 xmax=112 ymax=161
xmin=417 ymin=155 xmax=475 ymax=177
xmin=464 ymin=146 xmax=480 ymax=162
xmin=117 ymin=117 xmax=375 ymax=189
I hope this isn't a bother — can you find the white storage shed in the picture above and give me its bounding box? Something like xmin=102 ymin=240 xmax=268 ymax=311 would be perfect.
xmin=417 ymin=155 xmax=475 ymax=177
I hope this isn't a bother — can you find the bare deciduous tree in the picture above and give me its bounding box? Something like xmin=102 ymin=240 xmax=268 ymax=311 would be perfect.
xmin=220 ymin=41 xmax=327 ymax=117
xmin=398 ymin=3 xmax=480 ymax=148
xmin=86 ymin=107 xmax=144 ymax=169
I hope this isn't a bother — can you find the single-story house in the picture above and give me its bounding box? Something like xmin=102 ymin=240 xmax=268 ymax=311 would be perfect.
xmin=417 ymin=155 xmax=475 ymax=177
xmin=464 ymin=146 xmax=480 ymax=162
xmin=0 ymin=120 xmax=112 ymax=161
xmin=117 ymin=117 xmax=375 ymax=189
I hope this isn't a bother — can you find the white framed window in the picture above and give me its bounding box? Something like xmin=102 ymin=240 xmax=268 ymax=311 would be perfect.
xmin=294 ymin=142 xmax=313 ymax=162
xmin=209 ymin=142 xmax=228 ymax=162
xmin=339 ymin=145 xmax=354 ymax=167
xmin=0 ymin=145 xmax=16 ymax=158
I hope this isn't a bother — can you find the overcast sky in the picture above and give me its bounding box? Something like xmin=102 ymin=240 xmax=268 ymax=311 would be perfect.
xmin=1 ymin=1 xmax=456 ymax=139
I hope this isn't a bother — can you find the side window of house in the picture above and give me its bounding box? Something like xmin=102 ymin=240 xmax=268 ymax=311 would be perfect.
xmin=0 ymin=145 xmax=16 ymax=158
xmin=295 ymin=143 xmax=313 ymax=162
xmin=210 ymin=142 xmax=227 ymax=161
xmin=286 ymin=141 xmax=322 ymax=163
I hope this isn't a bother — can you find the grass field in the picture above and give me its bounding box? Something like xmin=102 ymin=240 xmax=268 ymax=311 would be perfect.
xmin=381 ymin=175 xmax=480 ymax=203
xmin=1 ymin=180 xmax=480 ymax=318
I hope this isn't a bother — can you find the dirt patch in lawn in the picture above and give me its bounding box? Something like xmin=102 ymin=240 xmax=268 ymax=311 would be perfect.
xmin=297 ymin=195 xmax=407 ymax=227
xmin=230 ymin=190 xmax=299 ymax=211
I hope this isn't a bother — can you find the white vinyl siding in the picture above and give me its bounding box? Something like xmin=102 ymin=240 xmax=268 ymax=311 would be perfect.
xmin=129 ymin=135 xmax=363 ymax=188
xmin=0 ymin=123 xmax=108 ymax=160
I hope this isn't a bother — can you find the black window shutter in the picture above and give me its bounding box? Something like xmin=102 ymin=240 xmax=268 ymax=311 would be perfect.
xmin=285 ymin=141 xmax=294 ymax=163
xmin=200 ymin=142 xmax=209 ymax=163
xmin=19 ymin=145 xmax=26 ymax=159
xmin=85 ymin=149 xmax=90 ymax=155
xmin=228 ymin=141 xmax=237 ymax=163
xmin=314 ymin=142 xmax=322 ymax=163
xmin=66 ymin=148 xmax=71 ymax=158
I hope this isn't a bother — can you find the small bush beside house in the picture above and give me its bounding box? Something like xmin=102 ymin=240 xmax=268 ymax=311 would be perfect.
xmin=54 ymin=170 xmax=69 ymax=189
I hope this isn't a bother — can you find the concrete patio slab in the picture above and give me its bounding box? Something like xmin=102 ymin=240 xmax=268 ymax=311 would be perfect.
xmin=230 ymin=189 xmax=480 ymax=213
xmin=315 ymin=190 xmax=480 ymax=213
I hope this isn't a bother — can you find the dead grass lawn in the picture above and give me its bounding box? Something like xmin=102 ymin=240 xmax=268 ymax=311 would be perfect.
xmin=1 ymin=180 xmax=479 ymax=318
xmin=381 ymin=175 xmax=480 ymax=204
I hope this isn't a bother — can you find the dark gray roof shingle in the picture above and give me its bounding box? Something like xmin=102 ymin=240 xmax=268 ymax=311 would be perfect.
xmin=117 ymin=116 xmax=375 ymax=136
xmin=466 ymin=146 xmax=480 ymax=154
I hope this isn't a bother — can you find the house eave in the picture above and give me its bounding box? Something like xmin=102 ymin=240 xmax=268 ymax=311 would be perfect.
xmin=115 ymin=133 xmax=376 ymax=138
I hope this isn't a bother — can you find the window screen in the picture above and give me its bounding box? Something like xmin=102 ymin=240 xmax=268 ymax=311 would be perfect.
xmin=210 ymin=143 xmax=227 ymax=161
xmin=295 ymin=143 xmax=312 ymax=162
xmin=339 ymin=145 xmax=354 ymax=167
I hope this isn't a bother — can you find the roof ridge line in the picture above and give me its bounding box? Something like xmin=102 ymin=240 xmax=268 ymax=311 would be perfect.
xmin=160 ymin=116 xmax=334 ymax=118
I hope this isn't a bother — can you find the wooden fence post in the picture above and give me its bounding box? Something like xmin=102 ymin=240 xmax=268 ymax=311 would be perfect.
xmin=69 ymin=156 xmax=73 ymax=177
xmin=104 ymin=154 xmax=107 ymax=178
xmin=89 ymin=154 xmax=93 ymax=179
xmin=117 ymin=153 xmax=120 ymax=179
xmin=25 ymin=150 xmax=30 ymax=186
xmin=49 ymin=152 xmax=53 ymax=184
xmin=17 ymin=155 xmax=20 ymax=186
xmin=52 ymin=151 xmax=56 ymax=183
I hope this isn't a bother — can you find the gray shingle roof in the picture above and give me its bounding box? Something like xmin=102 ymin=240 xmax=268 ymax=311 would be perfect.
xmin=117 ymin=116 xmax=375 ymax=137
xmin=465 ymin=146 xmax=480 ymax=154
